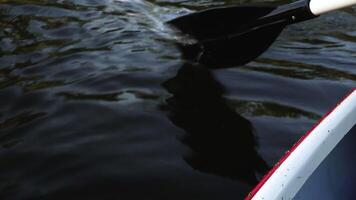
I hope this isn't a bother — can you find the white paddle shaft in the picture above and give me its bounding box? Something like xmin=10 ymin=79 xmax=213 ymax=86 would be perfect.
xmin=309 ymin=0 xmax=356 ymax=15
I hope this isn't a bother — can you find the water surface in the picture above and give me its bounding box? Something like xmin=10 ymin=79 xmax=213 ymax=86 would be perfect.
xmin=0 ymin=0 xmax=355 ymax=199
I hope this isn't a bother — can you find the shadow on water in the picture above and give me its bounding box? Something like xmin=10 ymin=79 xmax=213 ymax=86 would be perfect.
xmin=162 ymin=63 xmax=269 ymax=185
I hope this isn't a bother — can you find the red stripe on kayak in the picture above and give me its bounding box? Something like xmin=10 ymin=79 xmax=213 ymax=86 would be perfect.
xmin=245 ymin=88 xmax=356 ymax=200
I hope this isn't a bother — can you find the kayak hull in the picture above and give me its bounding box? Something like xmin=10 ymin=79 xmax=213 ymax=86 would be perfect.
xmin=295 ymin=125 xmax=356 ymax=200
xmin=247 ymin=89 xmax=356 ymax=200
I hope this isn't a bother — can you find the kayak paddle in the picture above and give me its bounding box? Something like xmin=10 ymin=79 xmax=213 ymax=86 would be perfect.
xmin=168 ymin=0 xmax=356 ymax=68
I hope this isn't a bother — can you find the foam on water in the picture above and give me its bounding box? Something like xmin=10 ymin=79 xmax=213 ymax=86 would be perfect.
xmin=113 ymin=0 xmax=194 ymax=42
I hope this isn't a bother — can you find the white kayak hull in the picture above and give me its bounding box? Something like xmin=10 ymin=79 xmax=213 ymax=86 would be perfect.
xmin=294 ymin=124 xmax=356 ymax=200
xmin=246 ymin=89 xmax=356 ymax=200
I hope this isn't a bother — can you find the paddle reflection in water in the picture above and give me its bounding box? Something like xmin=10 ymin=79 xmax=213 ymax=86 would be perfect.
xmin=162 ymin=63 xmax=269 ymax=185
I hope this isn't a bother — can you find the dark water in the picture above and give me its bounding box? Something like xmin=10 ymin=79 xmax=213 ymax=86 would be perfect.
xmin=0 ymin=0 xmax=355 ymax=199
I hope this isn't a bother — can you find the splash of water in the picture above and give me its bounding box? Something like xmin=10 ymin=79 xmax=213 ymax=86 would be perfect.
xmin=114 ymin=0 xmax=196 ymax=43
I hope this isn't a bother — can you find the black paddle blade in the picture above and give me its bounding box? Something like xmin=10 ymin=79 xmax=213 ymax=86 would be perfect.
xmin=167 ymin=1 xmax=316 ymax=68
xmin=168 ymin=5 xmax=285 ymax=68
xmin=169 ymin=6 xmax=277 ymax=41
